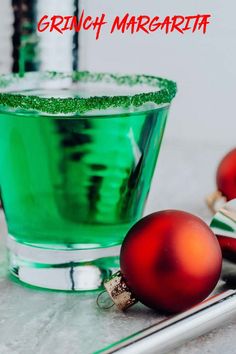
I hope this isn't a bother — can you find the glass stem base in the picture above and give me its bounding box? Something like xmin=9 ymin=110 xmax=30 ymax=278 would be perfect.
xmin=7 ymin=237 xmax=120 ymax=291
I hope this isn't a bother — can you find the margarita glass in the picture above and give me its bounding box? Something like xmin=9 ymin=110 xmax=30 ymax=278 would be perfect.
xmin=0 ymin=72 xmax=177 ymax=291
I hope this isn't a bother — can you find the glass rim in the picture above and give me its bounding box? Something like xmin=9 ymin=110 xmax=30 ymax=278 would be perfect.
xmin=0 ymin=71 xmax=177 ymax=116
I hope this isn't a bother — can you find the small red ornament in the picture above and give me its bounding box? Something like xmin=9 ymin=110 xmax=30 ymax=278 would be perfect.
xmin=207 ymin=148 xmax=236 ymax=213
xmin=210 ymin=199 xmax=236 ymax=264
xmin=102 ymin=211 xmax=222 ymax=314
xmin=217 ymin=148 xmax=236 ymax=201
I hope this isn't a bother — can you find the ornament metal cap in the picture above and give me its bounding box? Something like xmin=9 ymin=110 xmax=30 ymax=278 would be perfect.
xmin=102 ymin=270 xmax=138 ymax=311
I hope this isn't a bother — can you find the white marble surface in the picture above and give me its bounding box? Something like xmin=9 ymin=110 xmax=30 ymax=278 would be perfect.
xmin=0 ymin=137 xmax=236 ymax=354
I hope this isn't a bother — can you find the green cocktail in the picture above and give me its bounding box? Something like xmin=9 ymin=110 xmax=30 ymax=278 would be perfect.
xmin=0 ymin=72 xmax=176 ymax=290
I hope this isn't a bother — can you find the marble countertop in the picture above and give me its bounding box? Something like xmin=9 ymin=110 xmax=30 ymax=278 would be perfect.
xmin=0 ymin=138 xmax=236 ymax=354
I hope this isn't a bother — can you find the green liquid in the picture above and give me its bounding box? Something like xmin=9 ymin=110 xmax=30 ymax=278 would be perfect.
xmin=0 ymin=107 xmax=168 ymax=249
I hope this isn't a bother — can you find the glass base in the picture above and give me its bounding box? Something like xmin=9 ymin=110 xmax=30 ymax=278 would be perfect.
xmin=7 ymin=237 xmax=120 ymax=291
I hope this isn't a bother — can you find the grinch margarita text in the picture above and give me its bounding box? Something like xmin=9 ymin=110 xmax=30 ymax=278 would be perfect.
xmin=37 ymin=11 xmax=211 ymax=40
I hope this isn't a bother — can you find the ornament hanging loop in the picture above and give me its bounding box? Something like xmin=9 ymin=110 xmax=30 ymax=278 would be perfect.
xmin=96 ymin=291 xmax=115 ymax=310
xmin=97 ymin=271 xmax=138 ymax=311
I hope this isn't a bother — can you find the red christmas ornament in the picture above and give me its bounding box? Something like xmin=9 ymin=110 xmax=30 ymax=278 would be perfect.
xmin=216 ymin=235 xmax=236 ymax=263
xmin=210 ymin=199 xmax=236 ymax=264
xmin=103 ymin=211 xmax=222 ymax=314
xmin=207 ymin=148 xmax=236 ymax=213
xmin=217 ymin=148 xmax=236 ymax=201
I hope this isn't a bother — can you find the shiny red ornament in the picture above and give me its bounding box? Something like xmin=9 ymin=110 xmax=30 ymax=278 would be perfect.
xmin=120 ymin=210 xmax=222 ymax=313
xmin=216 ymin=148 xmax=236 ymax=201
xmin=217 ymin=235 xmax=236 ymax=263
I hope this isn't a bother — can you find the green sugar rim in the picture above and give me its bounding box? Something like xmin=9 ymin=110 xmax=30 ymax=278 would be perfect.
xmin=0 ymin=71 xmax=177 ymax=115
